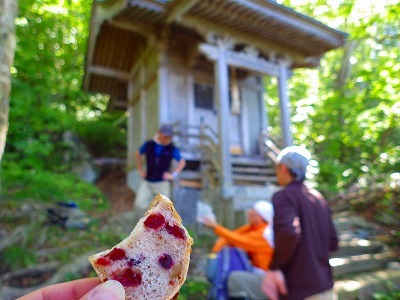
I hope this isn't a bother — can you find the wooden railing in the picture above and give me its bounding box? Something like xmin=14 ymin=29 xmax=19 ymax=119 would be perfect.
xmin=258 ymin=131 xmax=282 ymax=163
xmin=173 ymin=123 xmax=222 ymax=187
xmin=173 ymin=125 xmax=282 ymax=187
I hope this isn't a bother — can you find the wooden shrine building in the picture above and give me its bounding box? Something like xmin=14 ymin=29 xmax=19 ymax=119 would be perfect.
xmin=83 ymin=0 xmax=347 ymax=227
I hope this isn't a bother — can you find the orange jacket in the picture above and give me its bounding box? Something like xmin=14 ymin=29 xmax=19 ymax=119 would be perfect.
xmin=212 ymin=222 xmax=274 ymax=271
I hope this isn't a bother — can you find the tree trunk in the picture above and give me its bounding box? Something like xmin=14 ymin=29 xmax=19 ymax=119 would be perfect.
xmin=0 ymin=0 xmax=18 ymax=161
xmin=334 ymin=40 xmax=357 ymax=162
xmin=335 ymin=40 xmax=358 ymax=89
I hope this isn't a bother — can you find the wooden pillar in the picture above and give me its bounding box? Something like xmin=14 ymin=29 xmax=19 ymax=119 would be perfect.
xmin=139 ymin=64 xmax=147 ymax=140
xmin=158 ymin=50 xmax=169 ymax=126
xmin=259 ymin=79 xmax=269 ymax=131
xmin=278 ymin=61 xmax=293 ymax=147
xmin=215 ymin=39 xmax=233 ymax=189
xmin=157 ymin=29 xmax=170 ymax=126
xmin=127 ymin=81 xmax=135 ymax=170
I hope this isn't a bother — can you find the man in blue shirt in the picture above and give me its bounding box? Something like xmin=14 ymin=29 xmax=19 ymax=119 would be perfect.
xmin=134 ymin=124 xmax=186 ymax=216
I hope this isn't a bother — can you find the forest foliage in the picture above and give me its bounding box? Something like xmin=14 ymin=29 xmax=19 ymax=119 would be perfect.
xmin=2 ymin=0 xmax=399 ymax=202
xmin=2 ymin=0 xmax=126 ymax=204
xmin=268 ymin=0 xmax=399 ymax=195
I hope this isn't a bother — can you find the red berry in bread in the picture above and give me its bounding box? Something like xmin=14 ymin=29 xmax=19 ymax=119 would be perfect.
xmin=144 ymin=213 xmax=165 ymax=229
xmin=89 ymin=194 xmax=194 ymax=300
xmin=159 ymin=254 xmax=174 ymax=269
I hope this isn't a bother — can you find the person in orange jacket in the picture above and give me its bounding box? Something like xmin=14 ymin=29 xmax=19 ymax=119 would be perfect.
xmin=203 ymin=200 xmax=274 ymax=299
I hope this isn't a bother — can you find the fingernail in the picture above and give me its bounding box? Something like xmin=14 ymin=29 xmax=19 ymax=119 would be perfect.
xmin=88 ymin=280 xmax=125 ymax=300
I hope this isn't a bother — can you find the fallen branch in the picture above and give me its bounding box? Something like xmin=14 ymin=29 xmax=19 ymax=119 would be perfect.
xmin=0 ymin=250 xmax=103 ymax=299
xmin=0 ymin=225 xmax=30 ymax=252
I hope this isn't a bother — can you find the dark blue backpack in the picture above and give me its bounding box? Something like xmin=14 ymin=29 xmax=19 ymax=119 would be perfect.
xmin=206 ymin=246 xmax=253 ymax=300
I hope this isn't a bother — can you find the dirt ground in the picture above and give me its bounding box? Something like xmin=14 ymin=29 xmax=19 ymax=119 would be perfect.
xmin=95 ymin=167 xmax=135 ymax=215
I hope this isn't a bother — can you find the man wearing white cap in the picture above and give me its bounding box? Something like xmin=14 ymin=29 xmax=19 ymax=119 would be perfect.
xmin=262 ymin=146 xmax=338 ymax=300
xmin=203 ymin=200 xmax=274 ymax=299
xmin=134 ymin=124 xmax=186 ymax=217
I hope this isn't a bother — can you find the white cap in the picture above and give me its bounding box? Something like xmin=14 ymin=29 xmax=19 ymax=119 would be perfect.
xmin=253 ymin=200 xmax=274 ymax=223
xmin=277 ymin=146 xmax=311 ymax=181
xmin=253 ymin=200 xmax=275 ymax=248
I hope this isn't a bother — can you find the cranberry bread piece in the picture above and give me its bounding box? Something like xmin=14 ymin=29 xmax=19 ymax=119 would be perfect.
xmin=89 ymin=194 xmax=194 ymax=300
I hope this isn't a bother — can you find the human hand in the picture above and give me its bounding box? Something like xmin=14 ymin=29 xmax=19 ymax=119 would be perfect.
xmin=261 ymin=270 xmax=287 ymax=300
xmin=162 ymin=171 xmax=174 ymax=181
xmin=139 ymin=169 xmax=147 ymax=179
xmin=17 ymin=278 xmax=125 ymax=300
xmin=202 ymin=215 xmax=218 ymax=229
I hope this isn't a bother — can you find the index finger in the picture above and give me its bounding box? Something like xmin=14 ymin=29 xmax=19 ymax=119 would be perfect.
xmin=18 ymin=278 xmax=102 ymax=300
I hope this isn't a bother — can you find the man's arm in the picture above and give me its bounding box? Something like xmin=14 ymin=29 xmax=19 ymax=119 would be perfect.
xmin=172 ymin=158 xmax=186 ymax=176
xmin=135 ymin=150 xmax=146 ymax=178
xmin=213 ymin=224 xmax=270 ymax=252
xmin=171 ymin=147 xmax=186 ymax=176
xmin=203 ymin=218 xmax=249 ymax=252
xmin=203 ymin=216 xmax=269 ymax=253
xmin=163 ymin=145 xmax=186 ymax=180
xmin=262 ymin=270 xmax=288 ymax=300
xmin=269 ymin=191 xmax=301 ymax=270
xmin=162 ymin=158 xmax=186 ymax=181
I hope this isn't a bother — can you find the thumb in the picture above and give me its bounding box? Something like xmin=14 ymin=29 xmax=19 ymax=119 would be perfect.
xmin=79 ymin=280 xmax=125 ymax=300
xmin=276 ymin=274 xmax=288 ymax=295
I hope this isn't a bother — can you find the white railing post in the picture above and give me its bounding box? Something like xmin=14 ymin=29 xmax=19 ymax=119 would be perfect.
xmin=278 ymin=60 xmax=293 ymax=147
xmin=215 ymin=38 xmax=233 ymax=190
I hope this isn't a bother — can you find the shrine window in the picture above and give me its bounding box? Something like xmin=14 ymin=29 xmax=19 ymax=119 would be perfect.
xmin=194 ymin=83 xmax=214 ymax=110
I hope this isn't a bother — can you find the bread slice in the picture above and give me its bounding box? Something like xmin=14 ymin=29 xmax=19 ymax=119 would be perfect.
xmin=89 ymin=194 xmax=194 ymax=300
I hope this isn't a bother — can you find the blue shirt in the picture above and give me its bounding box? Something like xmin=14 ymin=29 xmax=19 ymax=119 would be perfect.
xmin=139 ymin=141 xmax=182 ymax=161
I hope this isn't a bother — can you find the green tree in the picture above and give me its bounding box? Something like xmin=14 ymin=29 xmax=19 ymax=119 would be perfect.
xmin=269 ymin=0 xmax=400 ymax=194
xmin=0 ymin=0 xmax=18 ymax=161
xmin=6 ymin=0 xmax=125 ymax=171
xmin=14 ymin=0 xmax=93 ymax=111
xmin=3 ymin=0 xmax=124 ymax=204
xmin=6 ymin=0 xmax=92 ymax=171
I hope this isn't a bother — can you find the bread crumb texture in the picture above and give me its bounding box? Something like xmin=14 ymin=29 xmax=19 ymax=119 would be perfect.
xmin=89 ymin=194 xmax=194 ymax=300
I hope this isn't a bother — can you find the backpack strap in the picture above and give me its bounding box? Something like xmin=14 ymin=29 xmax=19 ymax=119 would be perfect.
xmin=235 ymin=248 xmax=253 ymax=272
xmin=221 ymin=246 xmax=231 ymax=279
